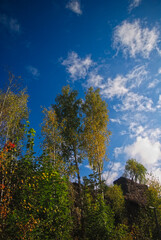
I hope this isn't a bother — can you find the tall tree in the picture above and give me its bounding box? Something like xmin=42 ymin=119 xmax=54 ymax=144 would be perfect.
xmin=0 ymin=72 xmax=28 ymax=146
xmin=41 ymin=108 xmax=62 ymax=164
xmin=52 ymin=85 xmax=83 ymax=186
xmin=82 ymin=87 xmax=110 ymax=185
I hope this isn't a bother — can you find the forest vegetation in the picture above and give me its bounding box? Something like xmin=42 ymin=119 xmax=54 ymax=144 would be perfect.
xmin=0 ymin=73 xmax=161 ymax=239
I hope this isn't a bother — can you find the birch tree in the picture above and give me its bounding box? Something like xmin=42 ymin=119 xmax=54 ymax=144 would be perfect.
xmin=0 ymin=73 xmax=28 ymax=146
xmin=52 ymin=86 xmax=83 ymax=183
xmin=82 ymin=87 xmax=110 ymax=185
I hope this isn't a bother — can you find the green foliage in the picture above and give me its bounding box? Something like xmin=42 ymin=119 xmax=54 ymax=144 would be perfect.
xmin=41 ymin=107 xmax=63 ymax=165
xmin=82 ymin=87 xmax=110 ymax=184
xmin=146 ymin=174 xmax=161 ymax=206
xmin=83 ymin=191 xmax=114 ymax=240
xmin=1 ymin=78 xmax=161 ymax=240
xmin=111 ymin=224 xmax=132 ymax=240
xmin=3 ymin=142 xmax=72 ymax=239
xmin=105 ymin=184 xmax=125 ymax=220
xmin=53 ymin=85 xmax=82 ymax=165
xmin=0 ymin=73 xmax=28 ymax=147
xmin=124 ymin=159 xmax=147 ymax=183
xmin=146 ymin=175 xmax=161 ymax=238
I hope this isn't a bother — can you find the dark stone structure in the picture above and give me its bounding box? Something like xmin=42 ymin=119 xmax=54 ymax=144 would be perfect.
xmin=113 ymin=176 xmax=148 ymax=206
xmin=114 ymin=177 xmax=149 ymax=226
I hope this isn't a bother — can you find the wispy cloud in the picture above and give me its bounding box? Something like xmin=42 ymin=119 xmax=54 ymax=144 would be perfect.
xmin=85 ymin=164 xmax=92 ymax=170
xmin=110 ymin=118 xmax=121 ymax=124
xmin=113 ymin=20 xmax=159 ymax=58
xmin=128 ymin=122 xmax=161 ymax=140
xmin=148 ymin=79 xmax=159 ymax=88
xmin=122 ymin=113 xmax=148 ymax=125
xmin=101 ymin=75 xmax=128 ymax=99
xmin=158 ymin=67 xmax=161 ymax=74
xmin=100 ymin=65 xmax=148 ymax=99
xmin=26 ymin=65 xmax=40 ymax=79
xmin=62 ymin=51 xmax=93 ymax=81
xmin=114 ymin=92 xmax=154 ymax=112
xmin=126 ymin=65 xmax=148 ymax=89
xmin=129 ymin=122 xmax=145 ymax=138
xmin=62 ymin=53 xmax=153 ymax=113
xmin=129 ymin=0 xmax=142 ymax=12
xmin=85 ymin=71 xmax=104 ymax=88
xmin=0 ymin=14 xmax=21 ymax=34
xmin=102 ymin=162 xmax=123 ymax=185
xmin=66 ymin=0 xmax=82 ymax=15
xmin=156 ymin=95 xmax=161 ymax=109
xmin=62 ymin=52 xmax=157 ymax=114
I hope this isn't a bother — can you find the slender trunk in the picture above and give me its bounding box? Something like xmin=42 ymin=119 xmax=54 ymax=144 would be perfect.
xmin=73 ymin=145 xmax=85 ymax=239
xmin=98 ymin=161 xmax=104 ymax=199
xmin=98 ymin=163 xmax=101 ymax=185
xmin=5 ymin=125 xmax=9 ymax=143
xmin=97 ymin=161 xmax=102 ymax=187
xmin=96 ymin=145 xmax=103 ymax=192
xmin=53 ymin=142 xmax=56 ymax=166
xmin=74 ymin=146 xmax=81 ymax=195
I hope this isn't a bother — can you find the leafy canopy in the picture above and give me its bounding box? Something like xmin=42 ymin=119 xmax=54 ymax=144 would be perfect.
xmin=124 ymin=159 xmax=147 ymax=183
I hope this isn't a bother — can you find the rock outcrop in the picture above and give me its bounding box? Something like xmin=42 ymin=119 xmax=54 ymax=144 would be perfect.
xmin=113 ymin=176 xmax=148 ymax=206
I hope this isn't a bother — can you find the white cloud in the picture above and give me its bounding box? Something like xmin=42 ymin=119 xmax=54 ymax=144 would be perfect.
xmin=112 ymin=162 xmax=122 ymax=172
xmin=100 ymin=65 xmax=147 ymax=99
xmin=129 ymin=122 xmax=161 ymax=141
xmin=115 ymin=121 xmax=161 ymax=183
xmin=85 ymin=164 xmax=92 ymax=170
xmin=110 ymin=118 xmax=121 ymax=124
xmin=129 ymin=122 xmax=145 ymax=138
xmin=129 ymin=0 xmax=142 ymax=12
xmin=156 ymin=95 xmax=161 ymax=109
xmin=114 ymin=92 xmax=155 ymax=112
xmin=122 ymin=113 xmax=148 ymax=126
xmin=86 ymin=71 xmax=104 ymax=88
xmin=156 ymin=46 xmax=161 ymax=56
xmin=120 ymin=130 xmax=127 ymax=136
xmin=62 ymin=51 xmax=93 ymax=81
xmin=158 ymin=67 xmax=161 ymax=74
xmin=62 ymin=52 xmax=148 ymax=102
xmin=114 ymin=147 xmax=124 ymax=158
xmin=126 ymin=65 xmax=148 ymax=89
xmin=26 ymin=65 xmax=40 ymax=79
xmin=83 ymin=64 xmax=150 ymax=114
xmin=0 ymin=14 xmax=21 ymax=34
xmin=101 ymin=75 xmax=128 ymax=98
xmin=102 ymin=162 xmax=123 ymax=185
xmin=104 ymin=75 xmax=128 ymax=98
xmin=113 ymin=20 xmax=159 ymax=58
xmin=102 ymin=171 xmax=119 ymax=185
xmin=124 ymin=136 xmax=161 ymax=167
xmin=151 ymin=167 xmax=161 ymax=183
xmin=148 ymin=79 xmax=159 ymax=88
xmin=66 ymin=0 xmax=82 ymax=15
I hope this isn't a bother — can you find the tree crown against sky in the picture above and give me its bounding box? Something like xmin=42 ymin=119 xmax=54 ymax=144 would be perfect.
xmin=124 ymin=158 xmax=147 ymax=184
xmin=0 ymin=0 xmax=161 ymax=185
xmin=0 ymin=75 xmax=161 ymax=239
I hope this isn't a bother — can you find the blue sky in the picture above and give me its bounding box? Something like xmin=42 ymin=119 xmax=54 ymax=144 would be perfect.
xmin=1 ymin=0 xmax=161 ymax=184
